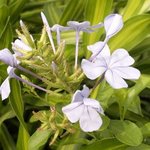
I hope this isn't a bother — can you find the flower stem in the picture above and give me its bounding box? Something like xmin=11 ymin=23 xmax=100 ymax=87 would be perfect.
xmin=92 ymin=74 xmax=104 ymax=91
xmin=56 ymin=28 xmax=61 ymax=45
xmin=13 ymin=73 xmax=48 ymax=92
xmin=90 ymin=74 xmax=105 ymax=98
xmin=74 ymin=31 xmax=79 ymax=70
xmin=17 ymin=65 xmax=44 ymax=81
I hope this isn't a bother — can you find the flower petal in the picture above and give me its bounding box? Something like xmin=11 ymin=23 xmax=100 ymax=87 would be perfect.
xmin=82 ymin=28 xmax=94 ymax=33
xmin=0 ymin=49 xmax=17 ymax=67
xmin=51 ymin=24 xmax=71 ymax=31
xmin=41 ymin=12 xmax=56 ymax=53
xmin=113 ymin=67 xmax=141 ymax=80
xmin=79 ymin=106 xmax=102 ymax=132
xmin=81 ymin=85 xmax=90 ymax=98
xmin=105 ymin=69 xmax=128 ymax=89
xmin=0 ymin=77 xmax=10 ymax=100
xmin=97 ymin=44 xmax=111 ymax=58
xmin=83 ymin=98 xmax=104 ymax=114
xmin=72 ymin=90 xmax=84 ymax=103
xmin=7 ymin=66 xmax=16 ymax=78
xmin=12 ymin=39 xmax=32 ymax=52
xmin=104 ymin=14 xmax=123 ymax=39
xmin=88 ymin=42 xmax=110 ymax=60
xmin=110 ymin=49 xmax=135 ymax=67
xmin=83 ymin=98 xmax=99 ymax=108
xmin=88 ymin=41 xmax=104 ymax=54
xmin=81 ymin=59 xmax=106 ymax=80
xmin=91 ymin=22 xmax=103 ymax=29
xmin=72 ymin=85 xmax=90 ymax=103
xmin=62 ymin=102 xmax=84 ymax=123
xmin=67 ymin=21 xmax=90 ymax=30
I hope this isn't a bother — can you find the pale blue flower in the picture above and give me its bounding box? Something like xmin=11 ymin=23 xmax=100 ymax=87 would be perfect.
xmin=0 ymin=48 xmax=18 ymax=67
xmin=0 ymin=49 xmax=48 ymax=100
xmin=67 ymin=21 xmax=103 ymax=69
xmin=62 ymin=85 xmax=104 ymax=132
xmin=89 ymin=14 xmax=123 ymax=60
xmin=51 ymin=24 xmax=70 ymax=45
xmin=82 ymin=45 xmax=141 ymax=89
xmin=0 ymin=67 xmax=15 ymax=100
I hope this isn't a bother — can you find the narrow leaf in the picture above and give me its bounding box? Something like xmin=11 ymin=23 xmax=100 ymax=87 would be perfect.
xmin=17 ymin=125 xmax=30 ymax=150
xmin=9 ymin=79 xmax=28 ymax=132
xmin=9 ymin=0 xmax=27 ymax=23
xmin=59 ymin=0 xmax=86 ymax=25
xmin=122 ymin=0 xmax=145 ymax=21
xmin=0 ymin=123 xmax=16 ymax=150
xmin=109 ymin=15 xmax=150 ymax=51
xmin=28 ymin=129 xmax=51 ymax=150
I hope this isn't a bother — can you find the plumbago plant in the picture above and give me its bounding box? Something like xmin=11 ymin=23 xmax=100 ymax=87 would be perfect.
xmin=0 ymin=0 xmax=150 ymax=150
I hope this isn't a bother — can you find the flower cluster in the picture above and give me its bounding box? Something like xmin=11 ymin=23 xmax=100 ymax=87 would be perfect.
xmin=0 ymin=12 xmax=140 ymax=132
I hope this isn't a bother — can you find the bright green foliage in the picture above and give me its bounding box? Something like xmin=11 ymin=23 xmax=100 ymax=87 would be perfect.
xmin=0 ymin=0 xmax=150 ymax=150
xmin=109 ymin=15 xmax=150 ymax=51
xmin=109 ymin=120 xmax=143 ymax=146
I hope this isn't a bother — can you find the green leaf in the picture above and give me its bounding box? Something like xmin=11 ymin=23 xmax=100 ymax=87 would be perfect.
xmin=17 ymin=125 xmax=30 ymax=150
xmin=28 ymin=129 xmax=51 ymax=150
xmin=122 ymin=0 xmax=145 ymax=21
xmin=0 ymin=17 xmax=12 ymax=49
xmin=130 ymin=37 xmax=150 ymax=57
xmin=141 ymin=122 xmax=150 ymax=137
xmin=0 ymin=109 xmax=15 ymax=125
xmin=57 ymin=131 xmax=87 ymax=150
xmin=109 ymin=15 xmax=150 ymax=51
xmin=126 ymin=144 xmax=150 ymax=150
xmin=0 ymin=123 xmax=16 ymax=150
xmin=109 ymin=120 xmax=143 ymax=146
xmin=0 ymin=0 xmax=7 ymax=6
xmin=9 ymin=0 xmax=27 ymax=23
xmin=59 ymin=0 xmax=86 ymax=25
xmin=92 ymin=81 xmax=114 ymax=109
xmin=123 ymin=74 xmax=150 ymax=116
xmin=80 ymin=138 xmax=128 ymax=150
xmin=0 ymin=4 xmax=9 ymax=27
xmin=138 ymin=0 xmax=150 ymax=14
xmin=43 ymin=2 xmax=62 ymax=25
xmin=83 ymin=0 xmax=113 ymax=57
xmin=99 ymin=115 xmax=110 ymax=131
xmin=0 ymin=5 xmax=12 ymax=48
xmin=9 ymin=79 xmax=28 ymax=132
xmin=128 ymin=96 xmax=142 ymax=116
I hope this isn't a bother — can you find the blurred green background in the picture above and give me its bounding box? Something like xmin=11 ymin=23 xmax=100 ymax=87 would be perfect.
xmin=0 ymin=0 xmax=150 ymax=150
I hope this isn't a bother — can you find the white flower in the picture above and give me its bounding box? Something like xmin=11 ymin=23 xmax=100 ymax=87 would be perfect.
xmin=81 ymin=45 xmax=141 ymax=89
xmin=62 ymin=85 xmax=104 ymax=132
xmin=67 ymin=21 xmax=103 ymax=69
xmin=41 ymin=12 xmax=56 ymax=53
xmin=12 ymin=39 xmax=32 ymax=56
xmin=88 ymin=14 xmax=123 ymax=60
xmin=0 ymin=67 xmax=15 ymax=100
xmin=0 ymin=48 xmax=18 ymax=67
